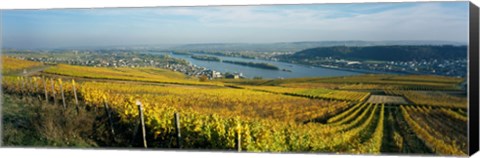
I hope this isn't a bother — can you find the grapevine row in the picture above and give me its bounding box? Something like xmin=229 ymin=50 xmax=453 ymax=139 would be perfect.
xmin=326 ymin=102 xmax=363 ymax=123
xmin=400 ymin=105 xmax=466 ymax=155
xmin=349 ymin=104 xmax=385 ymax=154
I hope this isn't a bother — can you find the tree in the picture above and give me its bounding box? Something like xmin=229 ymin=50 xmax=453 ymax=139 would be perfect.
xmin=199 ymin=75 xmax=209 ymax=82
xmin=253 ymin=76 xmax=263 ymax=80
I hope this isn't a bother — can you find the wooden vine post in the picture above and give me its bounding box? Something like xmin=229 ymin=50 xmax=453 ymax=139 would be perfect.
xmin=51 ymin=78 xmax=57 ymax=106
xmin=28 ymin=77 xmax=32 ymax=95
xmin=14 ymin=77 xmax=20 ymax=92
xmin=20 ymin=77 xmax=24 ymax=91
xmin=28 ymin=77 xmax=34 ymax=95
xmin=25 ymin=77 xmax=30 ymax=96
xmin=174 ymin=112 xmax=182 ymax=148
xmin=31 ymin=77 xmax=36 ymax=95
xmin=103 ymin=95 xmax=115 ymax=136
xmin=136 ymin=100 xmax=147 ymax=148
xmin=236 ymin=121 xmax=242 ymax=152
xmin=42 ymin=77 xmax=48 ymax=104
xmin=33 ymin=77 xmax=40 ymax=101
xmin=25 ymin=77 xmax=30 ymax=95
xmin=72 ymin=79 xmax=79 ymax=113
xmin=59 ymin=78 xmax=66 ymax=109
xmin=33 ymin=77 xmax=39 ymax=97
xmin=21 ymin=77 xmax=25 ymax=98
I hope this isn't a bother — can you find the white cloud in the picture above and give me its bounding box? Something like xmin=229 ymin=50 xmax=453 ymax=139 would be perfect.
xmin=3 ymin=2 xmax=469 ymax=48
xmin=76 ymin=3 xmax=468 ymax=36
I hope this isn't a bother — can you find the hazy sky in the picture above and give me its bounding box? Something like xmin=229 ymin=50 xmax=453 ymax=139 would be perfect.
xmin=1 ymin=2 xmax=469 ymax=49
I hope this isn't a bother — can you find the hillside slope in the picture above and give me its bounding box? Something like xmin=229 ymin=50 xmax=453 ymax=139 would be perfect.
xmin=283 ymin=45 xmax=467 ymax=61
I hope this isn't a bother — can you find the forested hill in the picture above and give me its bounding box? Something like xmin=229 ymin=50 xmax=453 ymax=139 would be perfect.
xmin=169 ymin=41 xmax=465 ymax=53
xmin=284 ymin=45 xmax=467 ymax=61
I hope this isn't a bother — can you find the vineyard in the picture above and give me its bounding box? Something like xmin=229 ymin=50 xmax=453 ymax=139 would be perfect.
xmin=1 ymin=77 xmax=385 ymax=153
xmin=79 ymin=82 xmax=351 ymax=123
xmin=231 ymin=85 xmax=370 ymax=102
xmin=400 ymin=106 xmax=467 ymax=155
xmin=1 ymin=60 xmax=469 ymax=156
xmin=1 ymin=56 xmax=43 ymax=74
xmin=366 ymin=95 xmax=408 ymax=104
xmin=385 ymin=90 xmax=467 ymax=108
xmin=43 ymin=64 xmax=222 ymax=86
xmin=233 ymin=74 xmax=464 ymax=91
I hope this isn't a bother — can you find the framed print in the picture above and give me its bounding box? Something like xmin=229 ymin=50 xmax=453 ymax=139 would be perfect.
xmin=1 ymin=1 xmax=479 ymax=157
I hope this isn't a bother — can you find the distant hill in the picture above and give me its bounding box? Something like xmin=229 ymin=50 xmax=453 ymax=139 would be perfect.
xmin=281 ymin=45 xmax=467 ymax=61
xmin=170 ymin=40 xmax=466 ymax=52
xmin=5 ymin=40 xmax=465 ymax=52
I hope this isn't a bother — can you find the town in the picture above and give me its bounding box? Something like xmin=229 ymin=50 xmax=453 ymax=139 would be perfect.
xmin=6 ymin=50 xmax=244 ymax=80
xmin=281 ymin=56 xmax=467 ymax=77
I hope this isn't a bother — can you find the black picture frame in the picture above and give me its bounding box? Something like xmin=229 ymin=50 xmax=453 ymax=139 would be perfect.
xmin=468 ymin=1 xmax=479 ymax=156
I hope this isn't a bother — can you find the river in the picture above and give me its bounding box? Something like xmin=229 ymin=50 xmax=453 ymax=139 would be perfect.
xmin=144 ymin=51 xmax=365 ymax=79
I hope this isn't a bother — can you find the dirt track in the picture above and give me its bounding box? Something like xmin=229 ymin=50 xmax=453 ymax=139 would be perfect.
xmin=8 ymin=65 xmax=51 ymax=77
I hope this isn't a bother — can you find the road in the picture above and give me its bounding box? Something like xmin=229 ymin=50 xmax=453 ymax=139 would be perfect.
xmin=11 ymin=65 xmax=51 ymax=77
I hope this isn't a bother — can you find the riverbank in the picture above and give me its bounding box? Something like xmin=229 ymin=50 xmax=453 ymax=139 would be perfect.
xmin=222 ymin=60 xmax=280 ymax=70
xmin=145 ymin=51 xmax=362 ymax=79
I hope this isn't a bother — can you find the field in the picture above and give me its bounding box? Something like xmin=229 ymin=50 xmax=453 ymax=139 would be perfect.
xmin=43 ymin=64 xmax=221 ymax=86
xmin=230 ymin=85 xmax=370 ymax=102
xmin=1 ymin=56 xmax=44 ymax=74
xmin=385 ymin=90 xmax=467 ymax=108
xmin=223 ymin=74 xmax=463 ymax=91
xmin=1 ymin=59 xmax=468 ymax=156
xmin=366 ymin=95 xmax=408 ymax=104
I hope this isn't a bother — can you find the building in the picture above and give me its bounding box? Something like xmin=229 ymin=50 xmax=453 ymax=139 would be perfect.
xmin=347 ymin=61 xmax=361 ymax=65
xmin=225 ymin=74 xmax=240 ymax=79
xmin=211 ymin=70 xmax=222 ymax=78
